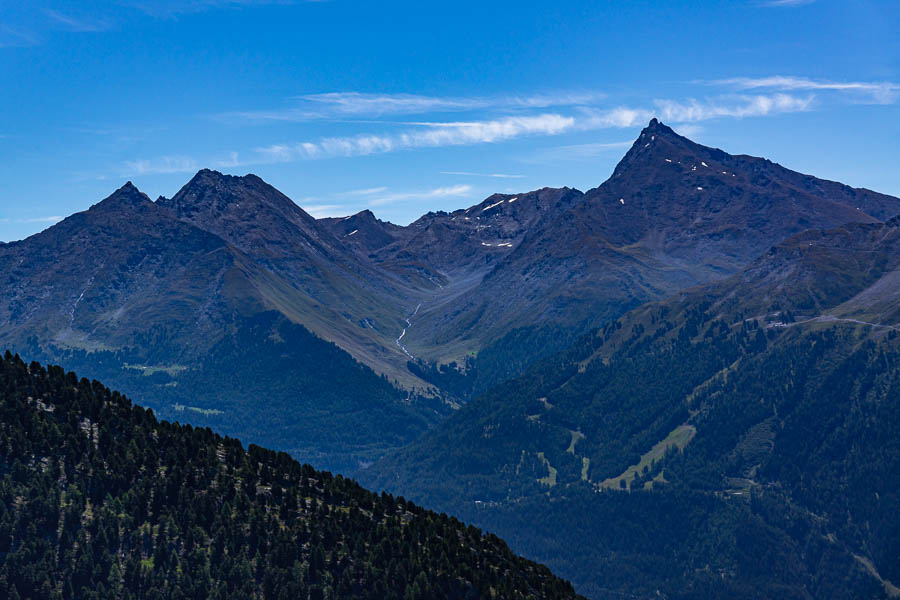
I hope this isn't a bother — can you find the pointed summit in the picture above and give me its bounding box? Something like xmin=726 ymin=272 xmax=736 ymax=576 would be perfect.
xmin=160 ymin=169 xmax=314 ymax=226
xmin=318 ymin=208 xmax=404 ymax=252
xmin=90 ymin=181 xmax=153 ymax=212
xmin=609 ymin=118 xmax=724 ymax=181
xmin=642 ymin=117 xmax=678 ymax=137
xmin=173 ymin=169 xmax=268 ymax=202
xmin=157 ymin=169 xmax=353 ymax=267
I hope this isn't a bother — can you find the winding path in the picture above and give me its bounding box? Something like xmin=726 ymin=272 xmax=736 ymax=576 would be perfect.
xmin=777 ymin=314 xmax=899 ymax=332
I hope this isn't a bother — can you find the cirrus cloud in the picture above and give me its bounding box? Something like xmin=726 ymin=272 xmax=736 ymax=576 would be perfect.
xmin=368 ymin=185 xmax=473 ymax=207
xmin=218 ymin=91 xmax=606 ymax=123
xmin=712 ymin=76 xmax=899 ymax=104
xmin=254 ymin=114 xmax=576 ymax=163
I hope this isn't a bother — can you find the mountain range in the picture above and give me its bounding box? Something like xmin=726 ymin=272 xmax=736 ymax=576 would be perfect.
xmin=363 ymin=216 xmax=900 ymax=597
xmin=1 ymin=119 xmax=898 ymax=476
xmin=2 ymin=119 xmax=900 ymax=598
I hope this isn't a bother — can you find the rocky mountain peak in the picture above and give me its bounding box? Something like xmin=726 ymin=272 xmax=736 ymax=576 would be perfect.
xmin=347 ymin=209 xmax=378 ymax=223
xmin=609 ymin=119 xmax=727 ymax=181
xmin=90 ymin=181 xmax=153 ymax=212
xmin=159 ymin=169 xmax=319 ymax=236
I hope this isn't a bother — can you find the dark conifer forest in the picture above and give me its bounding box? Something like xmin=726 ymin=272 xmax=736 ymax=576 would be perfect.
xmin=0 ymin=352 xmax=582 ymax=600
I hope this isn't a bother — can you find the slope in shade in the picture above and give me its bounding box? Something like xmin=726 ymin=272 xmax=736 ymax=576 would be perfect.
xmin=27 ymin=311 xmax=446 ymax=474
xmin=362 ymin=218 xmax=900 ymax=598
xmin=157 ymin=169 xmax=434 ymax=384
xmin=0 ymin=352 xmax=583 ymax=599
xmin=0 ymin=182 xmax=443 ymax=474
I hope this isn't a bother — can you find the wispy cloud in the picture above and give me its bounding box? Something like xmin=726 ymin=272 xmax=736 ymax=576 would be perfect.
xmin=339 ymin=186 xmax=388 ymax=196
xmin=212 ymin=151 xmax=242 ymax=169
xmin=368 ymin=185 xmax=473 ymax=207
xmin=533 ymin=140 xmax=633 ymax=162
xmin=123 ymin=151 xmax=245 ymax=175
xmin=0 ymin=24 xmax=40 ymax=48
xmin=713 ymin=76 xmax=899 ymax=104
xmin=2 ymin=1 xmax=304 ymax=48
xmin=655 ymin=93 xmax=814 ymax=121
xmin=581 ymin=93 xmax=813 ymax=129
xmin=127 ymin=1 xmax=309 ymax=18
xmin=126 ymin=92 xmax=815 ymax=174
xmin=255 ymin=114 xmax=575 ymax=162
xmin=0 ymin=216 xmax=64 ymax=224
xmin=671 ymin=124 xmax=704 ymax=138
xmin=218 ymin=91 xmax=605 ymax=123
xmin=124 ymin=155 xmax=200 ymax=175
xmin=760 ymin=0 xmax=815 ymax=6
xmin=300 ymin=185 xmax=473 ymax=217
xmin=302 ymin=204 xmax=347 ymax=218
xmin=42 ymin=9 xmax=111 ymax=32
xmin=441 ymin=171 xmax=525 ymax=179
xmin=301 ymin=91 xmax=605 ymax=115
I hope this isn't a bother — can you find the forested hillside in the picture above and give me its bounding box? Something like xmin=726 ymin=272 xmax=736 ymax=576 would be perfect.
xmin=0 ymin=352 xmax=582 ymax=600
xmin=365 ymin=219 xmax=900 ymax=598
xmin=20 ymin=311 xmax=448 ymax=474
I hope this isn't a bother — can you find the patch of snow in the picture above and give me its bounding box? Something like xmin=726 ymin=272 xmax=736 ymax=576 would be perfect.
xmin=481 ymin=242 xmax=492 ymax=246
xmin=651 ymin=135 xmax=655 ymax=141
xmin=721 ymin=171 xmax=727 ymax=175
xmin=346 ymin=229 xmax=358 ymax=236
xmin=665 ymin=159 xmax=673 ymax=163
xmin=482 ymin=199 xmax=505 ymax=212
xmin=508 ymin=197 xmax=518 ymax=203
xmin=497 ymin=242 xmax=513 ymax=247
xmin=691 ymin=165 xmax=697 ymax=171
xmin=696 ymin=187 xmax=703 ymax=191
xmin=343 ymin=216 xmax=352 ymax=221
xmin=619 ymin=198 xmax=625 ymax=204
xmin=701 ymin=161 xmax=708 ymax=167
xmin=644 ymin=143 xmax=650 ymax=148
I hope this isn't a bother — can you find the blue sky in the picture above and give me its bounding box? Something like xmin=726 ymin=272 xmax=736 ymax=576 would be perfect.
xmin=1 ymin=0 xmax=898 ymax=241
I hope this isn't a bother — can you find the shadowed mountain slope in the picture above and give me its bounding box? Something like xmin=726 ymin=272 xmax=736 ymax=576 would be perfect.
xmin=362 ymin=217 xmax=900 ymax=598
xmin=320 ymin=209 xmax=406 ymax=255
xmin=157 ymin=170 xmax=429 ymax=382
xmin=0 ymin=352 xmax=583 ymax=600
xmin=0 ymin=181 xmax=443 ymax=473
xmin=0 ymin=183 xmax=241 ymax=350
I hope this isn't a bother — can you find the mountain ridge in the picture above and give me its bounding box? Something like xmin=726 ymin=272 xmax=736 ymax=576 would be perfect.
xmin=391 ymin=119 xmax=900 ymax=375
xmin=3 ymin=120 xmax=900 ymax=475
xmin=362 ymin=216 xmax=900 ymax=597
